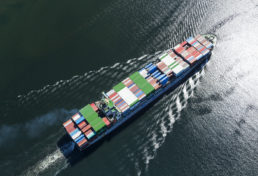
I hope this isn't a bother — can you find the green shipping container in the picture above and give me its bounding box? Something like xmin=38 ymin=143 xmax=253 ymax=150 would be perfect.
xmin=113 ymin=82 xmax=126 ymax=92
xmin=91 ymin=119 xmax=106 ymax=133
xmin=86 ymin=112 xmax=99 ymax=123
xmin=80 ymin=104 xmax=95 ymax=117
xmin=129 ymin=72 xmax=155 ymax=95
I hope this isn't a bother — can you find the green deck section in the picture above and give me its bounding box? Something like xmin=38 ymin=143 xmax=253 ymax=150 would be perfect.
xmin=90 ymin=118 xmax=106 ymax=133
xmin=79 ymin=104 xmax=95 ymax=118
xmin=113 ymin=82 xmax=126 ymax=92
xmin=129 ymin=72 xmax=155 ymax=95
xmin=86 ymin=112 xmax=99 ymax=123
xmin=80 ymin=104 xmax=106 ymax=133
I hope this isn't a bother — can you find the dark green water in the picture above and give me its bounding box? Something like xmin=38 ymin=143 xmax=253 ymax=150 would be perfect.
xmin=1 ymin=0 xmax=258 ymax=175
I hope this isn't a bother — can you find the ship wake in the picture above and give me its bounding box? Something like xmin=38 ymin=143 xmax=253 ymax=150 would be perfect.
xmin=125 ymin=69 xmax=205 ymax=175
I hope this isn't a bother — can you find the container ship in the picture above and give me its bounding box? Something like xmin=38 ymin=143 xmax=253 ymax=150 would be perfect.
xmin=63 ymin=34 xmax=217 ymax=151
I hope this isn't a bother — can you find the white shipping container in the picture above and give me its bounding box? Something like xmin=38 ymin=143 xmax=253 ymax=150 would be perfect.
xmin=139 ymin=69 xmax=148 ymax=78
xmin=164 ymin=68 xmax=172 ymax=75
xmin=106 ymin=89 xmax=115 ymax=97
xmin=162 ymin=55 xmax=175 ymax=66
xmin=172 ymin=64 xmax=184 ymax=75
xmin=72 ymin=131 xmax=82 ymax=140
xmin=72 ymin=113 xmax=80 ymax=121
xmin=118 ymin=87 xmax=138 ymax=106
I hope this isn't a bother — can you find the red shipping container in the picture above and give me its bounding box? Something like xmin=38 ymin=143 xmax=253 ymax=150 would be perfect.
xmin=90 ymin=103 xmax=98 ymax=112
xmin=175 ymin=47 xmax=184 ymax=54
xmin=109 ymin=92 xmax=117 ymax=99
xmin=78 ymin=121 xmax=87 ymax=129
xmin=181 ymin=41 xmax=187 ymax=46
xmin=125 ymin=80 xmax=133 ymax=87
xmin=78 ymin=138 xmax=88 ymax=147
xmin=63 ymin=120 xmax=76 ymax=134
xmin=84 ymin=129 xmax=93 ymax=136
xmin=130 ymin=85 xmax=138 ymax=92
xmin=102 ymin=117 xmax=111 ymax=127
xmin=82 ymin=125 xmax=91 ymax=133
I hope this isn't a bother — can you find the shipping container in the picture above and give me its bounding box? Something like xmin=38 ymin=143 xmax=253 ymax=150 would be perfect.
xmin=77 ymin=138 xmax=88 ymax=147
xmin=78 ymin=121 xmax=87 ymax=129
xmin=63 ymin=119 xmax=76 ymax=134
xmin=147 ymin=65 xmax=158 ymax=74
xmin=129 ymin=72 xmax=155 ymax=95
xmin=117 ymin=87 xmax=138 ymax=107
xmin=84 ymin=129 xmax=95 ymax=140
xmin=71 ymin=129 xmax=82 ymax=140
xmin=82 ymin=124 xmax=92 ymax=133
xmin=72 ymin=113 xmax=84 ymax=125
xmin=90 ymin=103 xmax=98 ymax=112
xmin=102 ymin=117 xmax=111 ymax=127
xmin=75 ymin=134 xmax=85 ymax=143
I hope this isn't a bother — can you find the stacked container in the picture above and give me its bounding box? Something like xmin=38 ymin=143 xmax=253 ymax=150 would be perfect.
xmin=149 ymin=69 xmax=169 ymax=87
xmin=106 ymin=89 xmax=130 ymax=112
xmin=72 ymin=113 xmax=85 ymax=125
xmin=129 ymin=72 xmax=155 ymax=96
xmin=117 ymin=87 xmax=139 ymax=107
xmin=63 ymin=102 xmax=112 ymax=148
xmin=80 ymin=104 xmax=107 ymax=133
xmin=139 ymin=69 xmax=148 ymax=78
xmin=70 ymin=128 xmax=82 ymax=140
xmin=81 ymin=124 xmax=91 ymax=133
xmin=90 ymin=103 xmax=98 ymax=112
xmin=156 ymin=61 xmax=173 ymax=77
xmin=78 ymin=120 xmax=87 ymax=130
xmin=63 ymin=119 xmax=76 ymax=134
xmin=102 ymin=117 xmax=111 ymax=128
xmin=146 ymin=76 xmax=161 ymax=89
xmin=84 ymin=129 xmax=95 ymax=140
xmin=174 ymin=39 xmax=205 ymax=65
xmin=159 ymin=50 xmax=189 ymax=77
xmin=186 ymin=36 xmax=210 ymax=57
xmin=195 ymin=35 xmax=213 ymax=49
xmin=77 ymin=138 xmax=88 ymax=147
xmin=74 ymin=134 xmax=86 ymax=145
xmin=144 ymin=63 xmax=158 ymax=74
xmin=62 ymin=119 xmax=80 ymax=140
xmin=63 ymin=119 xmax=88 ymax=147
xmin=122 ymin=77 xmax=146 ymax=100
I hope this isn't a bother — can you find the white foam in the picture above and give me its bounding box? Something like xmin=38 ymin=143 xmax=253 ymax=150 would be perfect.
xmin=23 ymin=149 xmax=64 ymax=176
xmin=139 ymin=69 xmax=206 ymax=171
xmin=176 ymin=97 xmax=182 ymax=112
xmin=111 ymin=62 xmax=120 ymax=68
xmin=22 ymin=142 xmax=74 ymax=176
xmin=137 ymin=54 xmax=147 ymax=61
